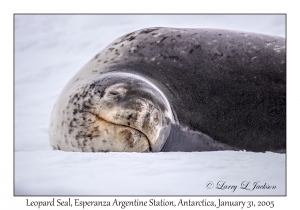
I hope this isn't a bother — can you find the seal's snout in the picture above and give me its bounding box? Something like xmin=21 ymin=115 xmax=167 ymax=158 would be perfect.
xmin=97 ymin=93 xmax=170 ymax=152
xmin=94 ymin=75 xmax=173 ymax=152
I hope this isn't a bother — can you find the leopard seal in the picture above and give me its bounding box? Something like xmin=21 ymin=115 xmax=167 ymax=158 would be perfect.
xmin=49 ymin=27 xmax=286 ymax=153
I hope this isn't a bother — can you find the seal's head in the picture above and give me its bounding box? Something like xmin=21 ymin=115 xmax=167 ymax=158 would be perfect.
xmin=49 ymin=72 xmax=174 ymax=152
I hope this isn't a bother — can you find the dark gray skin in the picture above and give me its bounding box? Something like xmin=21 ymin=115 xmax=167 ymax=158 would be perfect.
xmin=95 ymin=27 xmax=286 ymax=153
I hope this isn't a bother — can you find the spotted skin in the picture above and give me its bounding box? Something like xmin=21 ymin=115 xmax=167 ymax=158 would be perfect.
xmin=49 ymin=72 xmax=173 ymax=152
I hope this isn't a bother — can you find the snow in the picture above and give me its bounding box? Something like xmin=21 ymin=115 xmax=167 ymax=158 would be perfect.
xmin=15 ymin=151 xmax=285 ymax=195
xmin=14 ymin=15 xmax=286 ymax=195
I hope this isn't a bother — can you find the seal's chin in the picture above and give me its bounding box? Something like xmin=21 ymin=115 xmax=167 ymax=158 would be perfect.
xmin=90 ymin=110 xmax=171 ymax=152
xmin=86 ymin=112 xmax=151 ymax=152
xmin=88 ymin=110 xmax=171 ymax=152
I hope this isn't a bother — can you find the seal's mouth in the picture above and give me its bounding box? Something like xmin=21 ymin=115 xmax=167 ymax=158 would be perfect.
xmin=89 ymin=111 xmax=152 ymax=151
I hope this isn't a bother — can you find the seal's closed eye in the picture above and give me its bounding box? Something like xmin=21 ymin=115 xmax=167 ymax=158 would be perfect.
xmin=109 ymin=91 xmax=119 ymax=95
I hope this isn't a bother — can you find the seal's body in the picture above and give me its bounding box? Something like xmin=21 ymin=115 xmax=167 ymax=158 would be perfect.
xmin=49 ymin=27 xmax=286 ymax=153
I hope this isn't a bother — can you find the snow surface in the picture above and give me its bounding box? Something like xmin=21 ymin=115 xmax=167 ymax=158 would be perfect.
xmin=14 ymin=15 xmax=286 ymax=195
